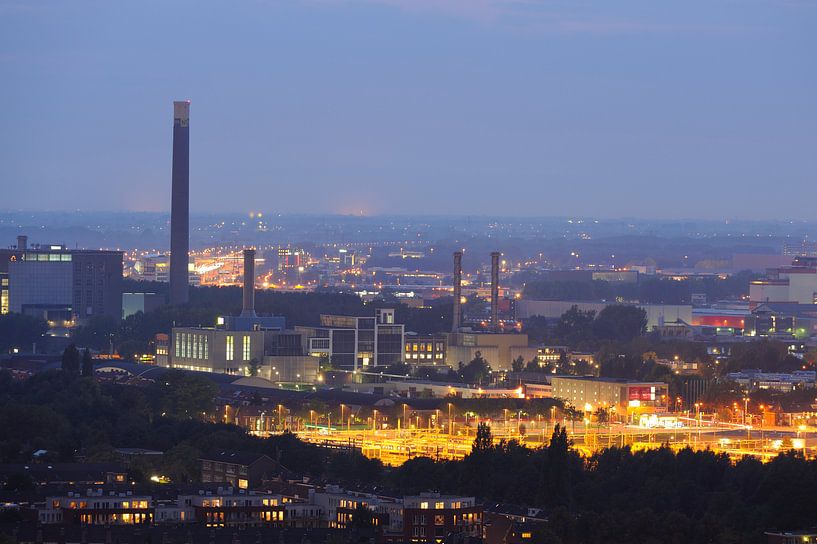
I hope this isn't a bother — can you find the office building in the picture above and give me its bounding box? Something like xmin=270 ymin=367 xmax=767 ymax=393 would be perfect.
xmin=170 ymin=100 xmax=190 ymax=305
xmin=0 ymin=237 xmax=123 ymax=323
xmin=404 ymin=333 xmax=447 ymax=365
xmin=302 ymin=308 xmax=405 ymax=371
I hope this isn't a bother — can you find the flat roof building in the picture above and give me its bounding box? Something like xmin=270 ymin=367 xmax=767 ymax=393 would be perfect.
xmin=550 ymin=375 xmax=668 ymax=414
xmin=0 ymin=237 xmax=123 ymax=323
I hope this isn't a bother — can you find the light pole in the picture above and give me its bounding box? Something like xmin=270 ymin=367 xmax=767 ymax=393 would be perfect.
xmin=448 ymin=403 xmax=453 ymax=435
xmin=743 ymin=397 xmax=749 ymax=426
xmin=340 ymin=404 xmax=345 ymax=431
xmin=372 ymin=409 xmax=378 ymax=432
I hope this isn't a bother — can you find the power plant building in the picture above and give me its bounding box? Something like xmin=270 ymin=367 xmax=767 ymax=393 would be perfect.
xmin=165 ymin=249 xmax=318 ymax=383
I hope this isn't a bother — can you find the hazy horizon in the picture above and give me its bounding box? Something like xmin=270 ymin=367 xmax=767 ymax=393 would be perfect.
xmin=2 ymin=0 xmax=815 ymax=219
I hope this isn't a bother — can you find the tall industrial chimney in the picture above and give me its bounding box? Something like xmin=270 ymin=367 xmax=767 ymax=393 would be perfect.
xmin=169 ymin=100 xmax=190 ymax=306
xmin=241 ymin=248 xmax=257 ymax=318
xmin=490 ymin=252 xmax=500 ymax=330
xmin=452 ymin=251 xmax=463 ymax=333
xmin=16 ymin=235 xmax=27 ymax=250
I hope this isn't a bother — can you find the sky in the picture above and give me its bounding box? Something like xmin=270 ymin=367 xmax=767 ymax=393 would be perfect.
xmin=1 ymin=0 xmax=815 ymax=219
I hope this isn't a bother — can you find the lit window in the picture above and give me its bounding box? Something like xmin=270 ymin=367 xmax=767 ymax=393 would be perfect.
xmin=435 ymin=502 xmax=444 ymax=509
xmin=420 ymin=502 xmax=429 ymax=509
xmin=243 ymin=336 xmax=251 ymax=361
xmin=226 ymin=336 xmax=234 ymax=361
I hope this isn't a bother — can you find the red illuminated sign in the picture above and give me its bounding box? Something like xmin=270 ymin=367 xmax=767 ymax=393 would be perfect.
xmin=628 ymin=386 xmax=654 ymax=401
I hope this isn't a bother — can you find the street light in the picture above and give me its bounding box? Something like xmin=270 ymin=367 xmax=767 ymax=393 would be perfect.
xmin=448 ymin=403 xmax=453 ymax=435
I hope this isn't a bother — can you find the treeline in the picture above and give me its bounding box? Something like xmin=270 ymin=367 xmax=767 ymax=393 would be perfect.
xmin=0 ymin=368 xmax=379 ymax=488
xmin=389 ymin=429 xmax=817 ymax=543
xmin=523 ymin=271 xmax=757 ymax=305
xmin=3 ymin=370 xmax=816 ymax=542
xmin=523 ymin=304 xmax=647 ymax=349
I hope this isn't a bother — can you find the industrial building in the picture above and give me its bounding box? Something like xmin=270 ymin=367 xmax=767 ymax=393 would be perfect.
xmin=550 ymin=376 xmax=669 ymax=414
xmin=445 ymin=331 xmax=536 ymax=371
xmin=165 ymin=250 xmax=319 ymax=383
xmin=750 ymin=256 xmax=817 ymax=308
xmin=0 ymin=235 xmax=123 ymax=324
xmin=447 ymin=251 xmax=536 ymax=371
xmin=515 ymin=299 xmax=692 ymax=330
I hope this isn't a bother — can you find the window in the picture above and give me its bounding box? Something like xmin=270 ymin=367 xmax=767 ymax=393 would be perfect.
xmin=238 ymin=478 xmax=248 ymax=489
xmin=435 ymin=502 xmax=444 ymax=509
xmin=226 ymin=336 xmax=234 ymax=361
xmin=242 ymin=335 xmax=251 ymax=361
xmin=420 ymin=502 xmax=429 ymax=509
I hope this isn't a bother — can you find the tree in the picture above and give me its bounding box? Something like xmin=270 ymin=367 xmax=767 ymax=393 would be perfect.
xmin=461 ymin=353 xmax=491 ymax=385
xmin=153 ymin=370 xmax=217 ymax=419
xmin=512 ymin=356 xmax=525 ymax=373
xmin=81 ymin=349 xmax=93 ymax=377
xmin=593 ymin=305 xmax=647 ymax=343
xmin=248 ymin=358 xmax=260 ymax=377
xmin=473 ymin=422 xmax=493 ymax=453
xmin=61 ymin=344 xmax=80 ymax=375
xmin=544 ymin=424 xmax=572 ymax=508
xmin=555 ymin=305 xmax=596 ymax=346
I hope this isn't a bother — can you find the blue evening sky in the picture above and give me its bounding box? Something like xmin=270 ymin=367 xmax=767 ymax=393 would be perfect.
xmin=1 ymin=0 xmax=815 ymax=218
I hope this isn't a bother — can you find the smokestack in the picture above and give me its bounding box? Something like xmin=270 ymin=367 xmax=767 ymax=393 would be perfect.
xmin=169 ymin=100 xmax=190 ymax=306
xmin=491 ymin=252 xmax=500 ymax=330
xmin=241 ymin=248 xmax=257 ymax=318
xmin=452 ymin=251 xmax=462 ymax=333
xmin=16 ymin=235 xmax=27 ymax=250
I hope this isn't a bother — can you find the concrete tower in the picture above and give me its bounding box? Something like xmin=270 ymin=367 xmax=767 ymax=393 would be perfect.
xmin=452 ymin=251 xmax=462 ymax=333
xmin=490 ymin=252 xmax=500 ymax=330
xmin=169 ymin=100 xmax=190 ymax=306
xmin=241 ymin=249 xmax=257 ymax=318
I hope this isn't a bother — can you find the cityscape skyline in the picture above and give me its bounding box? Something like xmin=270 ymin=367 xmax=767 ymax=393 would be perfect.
xmin=3 ymin=3 xmax=817 ymax=541
xmin=2 ymin=0 xmax=816 ymax=219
